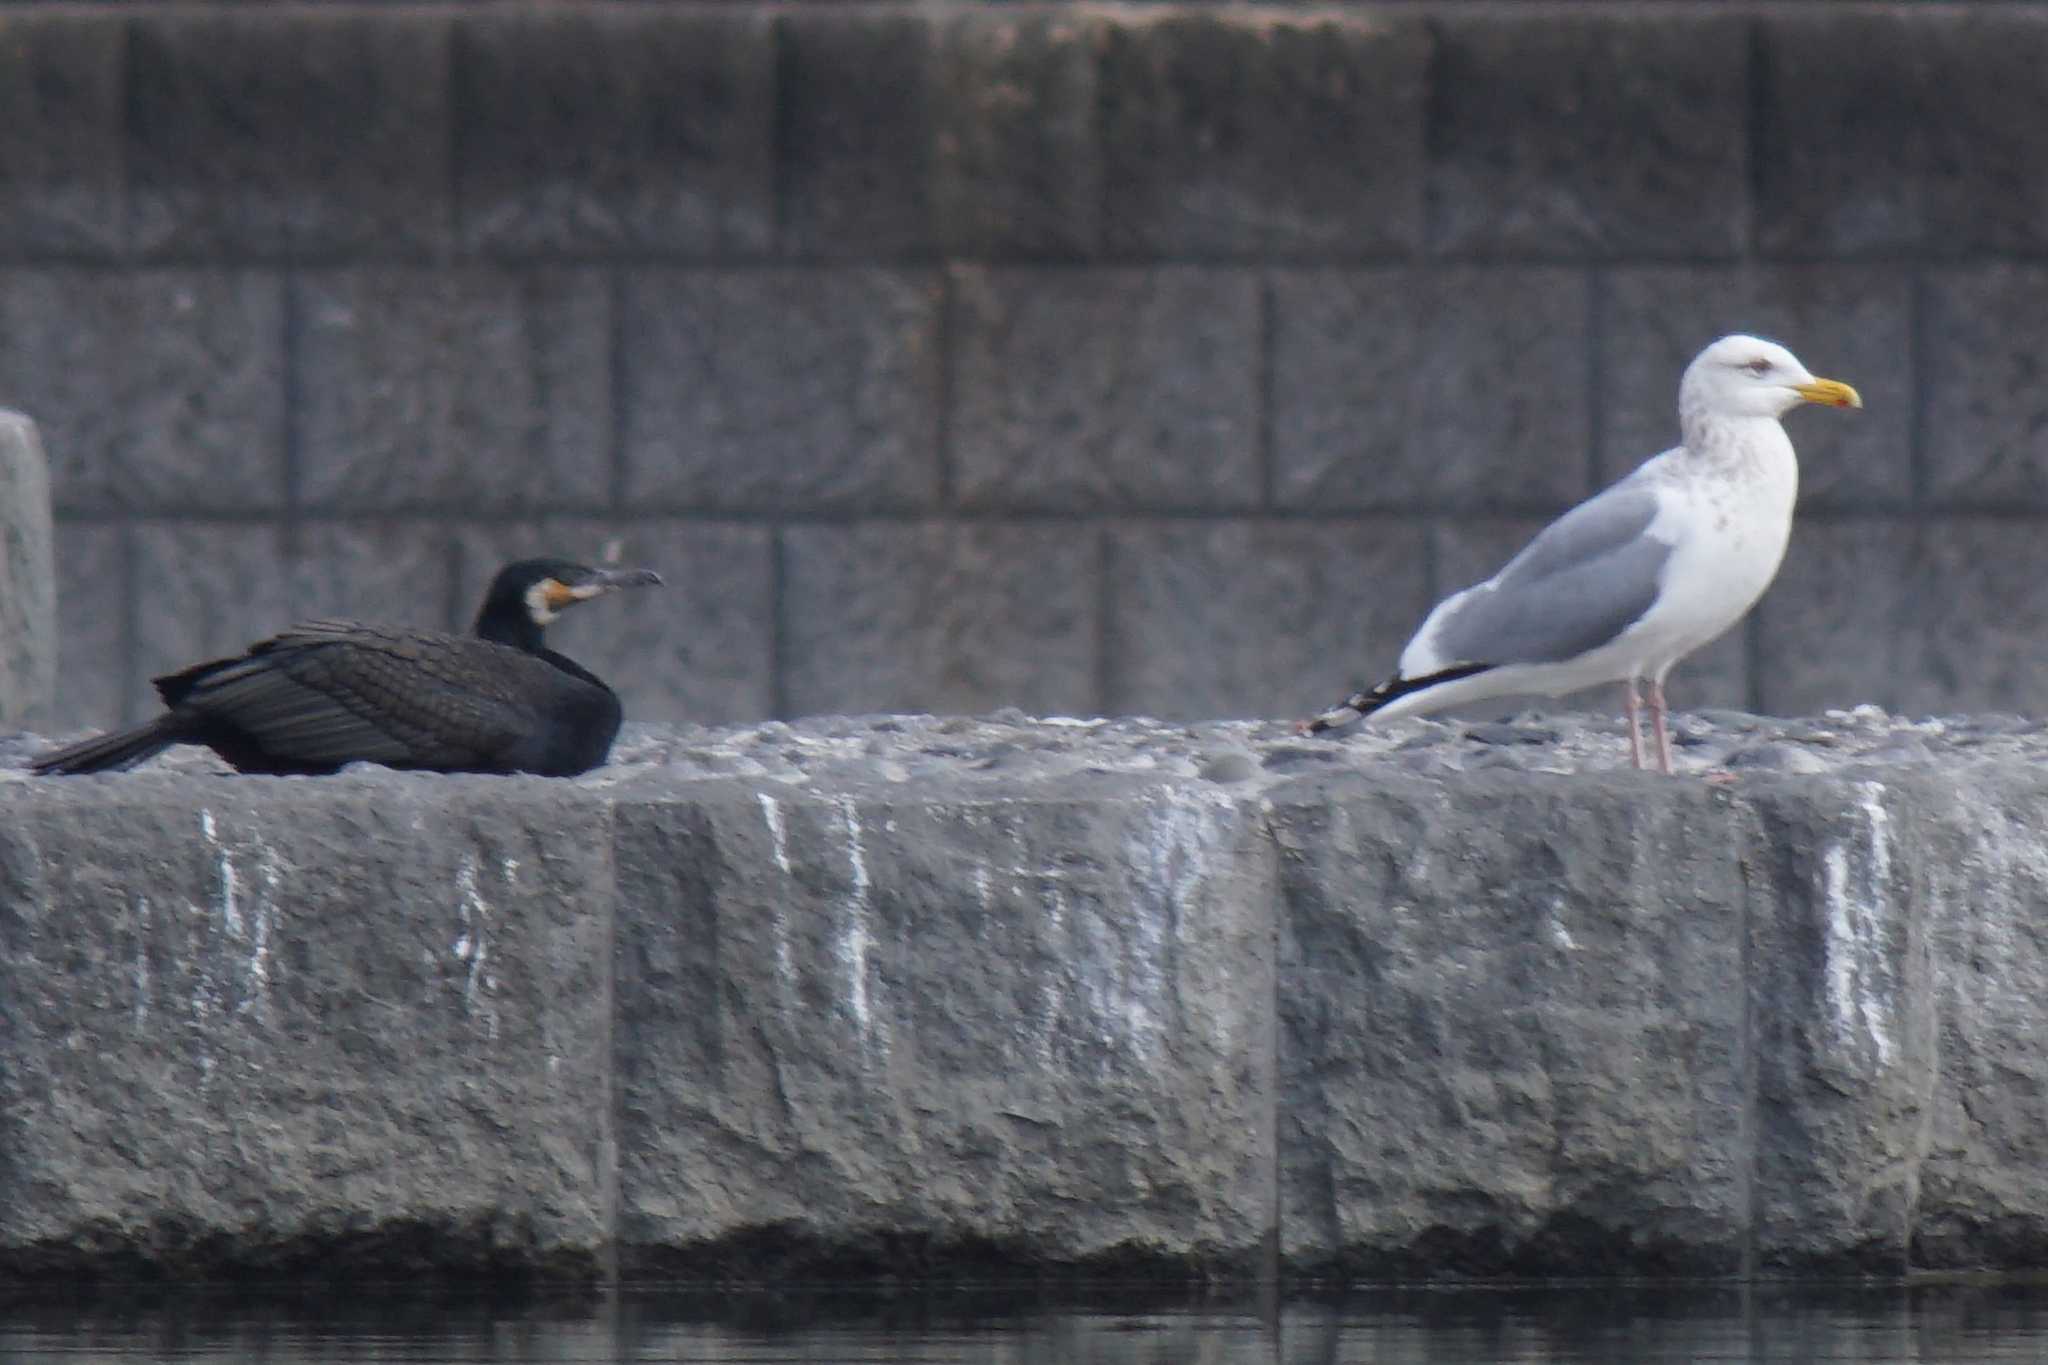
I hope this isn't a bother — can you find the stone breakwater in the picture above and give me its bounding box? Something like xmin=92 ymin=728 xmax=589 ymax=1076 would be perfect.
xmin=1 ymin=707 xmax=2044 ymax=1280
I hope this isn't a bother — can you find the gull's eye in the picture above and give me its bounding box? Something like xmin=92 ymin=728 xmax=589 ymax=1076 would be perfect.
xmin=1744 ymin=358 xmax=1773 ymax=376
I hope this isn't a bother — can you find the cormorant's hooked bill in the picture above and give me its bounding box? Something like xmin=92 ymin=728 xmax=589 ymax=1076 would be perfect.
xmin=32 ymin=557 xmax=663 ymax=778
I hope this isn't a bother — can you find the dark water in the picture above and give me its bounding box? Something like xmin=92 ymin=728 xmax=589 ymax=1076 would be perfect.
xmin=6 ymin=1280 xmax=2048 ymax=1362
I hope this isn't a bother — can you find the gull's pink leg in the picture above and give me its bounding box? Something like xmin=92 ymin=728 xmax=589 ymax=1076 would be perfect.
xmin=1623 ymin=678 xmax=1644 ymax=770
xmin=1649 ymin=678 xmax=1674 ymax=775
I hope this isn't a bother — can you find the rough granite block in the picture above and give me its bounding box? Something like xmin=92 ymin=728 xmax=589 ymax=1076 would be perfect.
xmin=0 ymin=413 xmax=55 ymax=732
xmin=295 ymin=269 xmax=611 ymax=516
xmin=782 ymin=522 xmax=1099 ymax=720
xmin=776 ymin=10 xmax=934 ymax=259
xmin=1100 ymin=11 xmax=1427 ymax=259
xmin=611 ymin=787 xmax=1276 ymax=1272
xmin=1271 ymin=268 xmax=1591 ymax=511
xmin=130 ymin=523 xmax=294 ymax=726
xmin=47 ymin=519 xmax=126 ymax=733
xmin=1915 ymin=770 xmax=2048 ymax=1267
xmin=14 ymin=721 xmax=2048 ymax=1276
xmin=0 ymin=12 xmax=123 ymax=256
xmin=1427 ymin=14 xmax=1746 ymax=259
xmin=1753 ymin=519 xmax=1915 ymax=718
xmin=1756 ymin=11 xmax=2048 ymax=258
xmin=1272 ymin=772 xmax=1750 ymax=1275
xmin=620 ymin=269 xmax=941 ymax=514
xmin=1104 ymin=519 xmax=1431 ymax=724
xmin=455 ymin=520 xmax=774 ymax=728
xmin=1598 ymin=269 xmax=1909 ymax=506
xmin=950 ymin=266 xmax=1259 ymax=513
xmin=128 ymin=10 xmax=451 ymax=259
xmin=932 ymin=10 xmax=1102 ymax=259
xmin=1924 ymin=268 xmax=2048 ymax=508
xmin=1742 ymin=780 xmax=1935 ymax=1272
xmin=453 ymin=8 xmax=774 ymax=258
xmin=0 ymin=270 xmax=286 ymax=517
xmin=1431 ymin=517 xmax=1750 ymax=717
xmin=0 ymin=780 xmax=614 ymax=1275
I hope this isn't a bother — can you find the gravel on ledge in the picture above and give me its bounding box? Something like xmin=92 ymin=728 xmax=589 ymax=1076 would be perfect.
xmin=6 ymin=705 xmax=2041 ymax=790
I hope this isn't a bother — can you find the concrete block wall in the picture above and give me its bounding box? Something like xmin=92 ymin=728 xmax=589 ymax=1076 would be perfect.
xmin=7 ymin=2 xmax=2048 ymax=733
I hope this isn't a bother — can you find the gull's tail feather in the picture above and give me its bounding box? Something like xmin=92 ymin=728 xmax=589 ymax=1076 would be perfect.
xmin=1296 ymin=663 xmax=1493 ymax=735
xmin=30 ymin=719 xmax=183 ymax=775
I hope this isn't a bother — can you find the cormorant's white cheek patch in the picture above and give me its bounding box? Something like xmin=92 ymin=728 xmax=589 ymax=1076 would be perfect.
xmin=524 ymin=579 xmax=562 ymax=625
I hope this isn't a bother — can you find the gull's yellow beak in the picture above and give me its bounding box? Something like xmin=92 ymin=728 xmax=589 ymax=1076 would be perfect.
xmin=1794 ymin=377 xmax=1862 ymax=410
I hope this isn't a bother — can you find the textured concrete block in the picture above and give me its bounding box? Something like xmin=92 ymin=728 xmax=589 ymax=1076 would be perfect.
xmin=1924 ymin=268 xmax=2048 ymax=508
xmin=295 ymin=269 xmax=611 ymax=516
xmin=1742 ymin=780 xmax=1935 ymax=1272
xmin=453 ymin=9 xmax=774 ymax=258
xmin=1100 ymin=12 xmax=1426 ymax=258
xmin=776 ymin=11 xmax=934 ymax=259
xmin=0 ymin=415 xmax=55 ymax=732
xmin=1599 ymin=269 xmax=1909 ymax=506
xmin=47 ymin=519 xmax=125 ymax=733
xmin=0 ymin=13 xmax=122 ymax=256
xmin=1915 ymin=771 xmax=2048 ymax=1267
xmin=950 ymin=266 xmax=1259 ymax=513
xmin=932 ymin=11 xmax=1101 ymax=260
xmin=0 ymin=781 xmax=614 ymax=1274
xmin=621 ymin=269 xmax=941 ymax=515
xmin=612 ymin=787 xmax=1276 ymax=1272
xmin=1888 ymin=520 xmax=2048 ymax=718
xmin=128 ymin=11 xmax=451 ymax=258
xmin=1428 ymin=15 xmax=1746 ymax=258
xmin=290 ymin=521 xmax=463 ymax=633
xmin=130 ymin=523 xmax=294 ymax=727
xmin=1272 ymin=773 xmax=1751 ymax=1275
xmin=1756 ymin=11 xmax=2048 ymax=258
xmin=1431 ymin=517 xmax=1750 ymax=716
xmin=455 ymin=521 xmax=774 ymax=728
xmin=1271 ymin=269 xmax=1592 ymax=512
xmin=0 ymin=271 xmax=286 ymax=517
xmin=1753 ymin=519 xmax=1915 ymax=718
xmin=1104 ymin=520 xmax=1431 ymax=724
xmin=782 ymin=522 xmax=1099 ymax=720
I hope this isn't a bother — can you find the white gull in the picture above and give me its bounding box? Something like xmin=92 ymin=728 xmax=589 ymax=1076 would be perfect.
xmin=1300 ymin=334 xmax=1862 ymax=774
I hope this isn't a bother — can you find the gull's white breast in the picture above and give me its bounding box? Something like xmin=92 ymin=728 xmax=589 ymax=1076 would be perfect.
xmin=1614 ymin=432 xmax=1799 ymax=678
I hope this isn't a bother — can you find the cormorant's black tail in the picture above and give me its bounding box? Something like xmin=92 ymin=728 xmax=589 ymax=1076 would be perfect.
xmin=1296 ymin=663 xmax=1494 ymax=735
xmin=30 ymin=718 xmax=183 ymax=775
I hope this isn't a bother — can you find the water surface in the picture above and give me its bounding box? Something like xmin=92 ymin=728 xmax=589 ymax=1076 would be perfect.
xmin=6 ymin=1279 xmax=2048 ymax=1363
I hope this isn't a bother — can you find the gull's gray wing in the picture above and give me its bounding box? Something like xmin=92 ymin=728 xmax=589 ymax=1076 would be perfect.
xmin=1422 ymin=483 xmax=1670 ymax=668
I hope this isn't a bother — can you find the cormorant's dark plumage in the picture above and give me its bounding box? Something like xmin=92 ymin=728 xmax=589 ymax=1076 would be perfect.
xmin=32 ymin=557 xmax=662 ymax=777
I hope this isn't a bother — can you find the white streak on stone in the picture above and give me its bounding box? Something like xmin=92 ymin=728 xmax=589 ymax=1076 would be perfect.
xmin=1821 ymin=782 xmax=1897 ymax=1067
xmin=454 ymin=852 xmax=497 ymax=1041
xmin=1547 ymin=899 xmax=1578 ymax=952
xmin=758 ymin=793 xmax=794 ymax=876
xmin=758 ymin=794 xmax=797 ymax=999
xmin=133 ymin=896 xmax=151 ymax=1031
xmin=243 ymin=838 xmax=280 ymax=1013
xmin=1104 ymin=791 xmax=1233 ymax=1066
xmin=201 ymin=809 xmax=243 ymax=940
xmin=836 ymin=796 xmax=876 ymax=1043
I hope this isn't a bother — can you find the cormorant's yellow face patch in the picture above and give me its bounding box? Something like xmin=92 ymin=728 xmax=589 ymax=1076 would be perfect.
xmin=526 ymin=575 xmax=619 ymax=625
xmin=525 ymin=577 xmax=571 ymax=625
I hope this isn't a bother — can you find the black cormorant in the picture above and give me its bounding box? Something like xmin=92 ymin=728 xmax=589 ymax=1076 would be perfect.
xmin=32 ymin=557 xmax=662 ymax=777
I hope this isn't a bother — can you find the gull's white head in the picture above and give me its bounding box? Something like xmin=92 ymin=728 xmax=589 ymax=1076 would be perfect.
xmin=1679 ymin=334 xmax=1862 ymax=422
